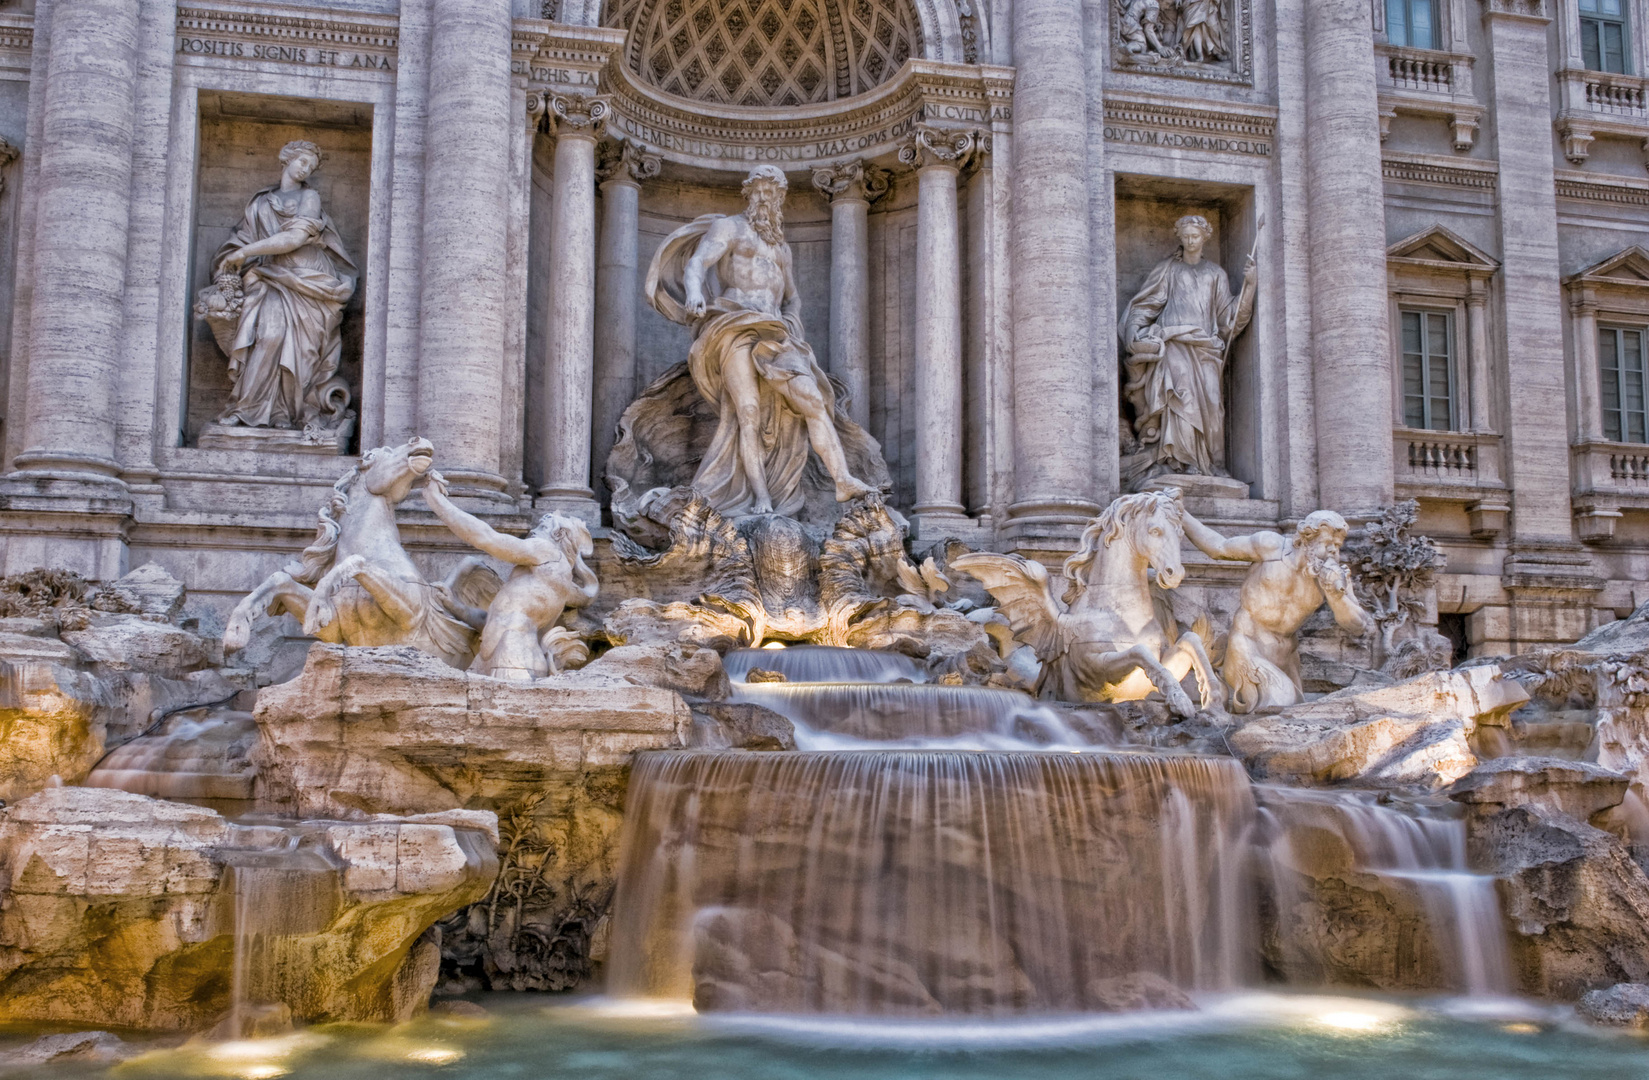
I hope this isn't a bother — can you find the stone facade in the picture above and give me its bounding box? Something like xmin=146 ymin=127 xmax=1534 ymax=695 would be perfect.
xmin=3 ymin=0 xmax=1649 ymax=655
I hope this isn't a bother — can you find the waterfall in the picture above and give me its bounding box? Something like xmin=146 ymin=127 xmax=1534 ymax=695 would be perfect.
xmin=722 ymin=646 xmax=928 ymax=684
xmin=732 ymin=683 xmax=1090 ymax=747
xmin=85 ymin=708 xmax=259 ymax=814
xmin=607 ymin=750 xmax=1259 ymax=1014
xmin=1258 ymin=787 xmax=1511 ymax=995
xmin=220 ymin=830 xmax=344 ymax=1035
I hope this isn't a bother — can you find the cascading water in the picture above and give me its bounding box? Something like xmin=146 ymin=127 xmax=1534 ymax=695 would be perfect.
xmin=85 ymin=706 xmax=259 ymax=814
xmin=1258 ymin=787 xmax=1511 ymax=995
xmin=219 ymin=825 xmax=345 ymax=1036
xmin=722 ymin=646 xmax=928 ymax=684
xmin=607 ymin=750 xmax=1258 ymax=1014
xmin=732 ymin=682 xmax=1089 ymax=747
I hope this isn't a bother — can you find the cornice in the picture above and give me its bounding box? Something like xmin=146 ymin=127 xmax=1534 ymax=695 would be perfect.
xmin=0 ymin=14 xmax=32 ymax=58
xmin=511 ymin=21 xmax=626 ymax=75
xmin=1101 ymin=90 xmax=1276 ymax=156
xmin=1556 ymin=169 xmax=1649 ymax=208
xmin=1382 ymin=151 xmax=1499 ymax=191
xmin=176 ymin=3 xmax=398 ymax=52
xmin=600 ymin=57 xmax=1010 ymax=172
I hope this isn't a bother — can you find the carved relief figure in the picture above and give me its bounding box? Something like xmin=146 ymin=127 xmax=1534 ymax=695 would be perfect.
xmin=645 ymin=164 xmax=875 ymax=518
xmin=197 ymin=140 xmax=356 ymax=435
xmin=1179 ymin=0 xmax=1229 ymax=61
xmin=1117 ymin=0 xmax=1168 ymax=55
xmin=423 ymin=473 xmax=600 ymax=681
xmin=1180 ymin=509 xmax=1374 ymax=713
xmin=223 ymin=437 xmax=494 ymax=668
xmin=953 ymin=490 xmax=1219 ymax=718
xmin=1120 ymin=214 xmax=1256 ymax=483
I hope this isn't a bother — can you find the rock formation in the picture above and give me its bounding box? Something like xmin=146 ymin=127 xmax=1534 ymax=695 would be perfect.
xmin=0 ymin=787 xmax=495 ymax=1030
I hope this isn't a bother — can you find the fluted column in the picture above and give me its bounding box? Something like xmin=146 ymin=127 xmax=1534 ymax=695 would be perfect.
xmin=417 ymin=0 xmax=513 ymax=500
xmin=1303 ymin=0 xmax=1393 ymax=517
xmin=1571 ymin=291 xmax=1602 ymax=443
xmin=1008 ymin=0 xmax=1097 ymax=542
xmin=900 ymin=129 xmax=976 ymax=530
xmin=811 ymin=160 xmax=888 ymax=430
xmin=593 ymin=139 xmax=660 ymax=500
xmin=537 ymin=93 xmax=608 ymax=522
xmin=11 ymin=0 xmax=141 ymax=487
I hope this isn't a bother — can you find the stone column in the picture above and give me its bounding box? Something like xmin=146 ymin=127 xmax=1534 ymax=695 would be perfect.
xmin=1303 ymin=0 xmax=1393 ymax=518
xmin=537 ymin=93 xmax=609 ymax=523
xmin=1571 ymin=290 xmax=1602 ymax=443
xmin=1486 ymin=1 xmax=1599 ymax=643
xmin=592 ymin=139 xmax=660 ymax=499
xmin=417 ymin=0 xmax=513 ymax=500
xmin=811 ymin=160 xmax=889 ymax=431
xmin=1467 ymin=278 xmax=1493 ymax=432
xmin=1008 ymin=0 xmax=1097 ymax=544
xmin=10 ymin=0 xmax=141 ymax=488
xmin=899 ymin=129 xmax=976 ymax=534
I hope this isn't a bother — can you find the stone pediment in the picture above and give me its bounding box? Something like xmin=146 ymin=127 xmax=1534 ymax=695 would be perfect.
xmin=1386 ymin=224 xmax=1498 ymax=270
xmin=1567 ymin=246 xmax=1649 ymax=288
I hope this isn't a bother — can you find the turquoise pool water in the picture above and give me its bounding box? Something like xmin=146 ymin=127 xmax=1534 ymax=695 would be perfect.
xmin=15 ymin=993 xmax=1649 ymax=1079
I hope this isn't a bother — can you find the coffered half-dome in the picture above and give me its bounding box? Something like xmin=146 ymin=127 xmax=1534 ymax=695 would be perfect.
xmin=606 ymin=0 xmax=924 ymax=107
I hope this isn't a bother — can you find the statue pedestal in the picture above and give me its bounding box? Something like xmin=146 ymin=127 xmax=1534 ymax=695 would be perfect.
xmin=1139 ymin=472 xmax=1250 ymax=500
xmin=197 ymin=421 xmax=352 ymax=455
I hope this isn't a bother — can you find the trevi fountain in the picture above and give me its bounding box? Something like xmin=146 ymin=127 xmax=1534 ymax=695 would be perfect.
xmin=9 ymin=0 xmax=1649 ymax=1076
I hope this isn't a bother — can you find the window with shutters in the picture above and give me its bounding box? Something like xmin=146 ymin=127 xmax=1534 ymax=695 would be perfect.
xmin=1401 ymin=308 xmax=1457 ymax=432
xmin=1600 ymin=324 xmax=1649 ymax=443
xmin=1581 ymin=0 xmax=1630 ymax=73
xmin=1386 ymin=0 xmax=1439 ymax=49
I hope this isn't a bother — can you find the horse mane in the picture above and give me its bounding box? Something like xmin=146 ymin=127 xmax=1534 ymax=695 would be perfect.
xmin=1061 ymin=489 xmax=1183 ymax=605
xmin=286 ymin=462 xmax=364 ymax=586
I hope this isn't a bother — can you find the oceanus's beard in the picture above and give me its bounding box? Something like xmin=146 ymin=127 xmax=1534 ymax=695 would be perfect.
xmin=748 ymin=198 xmax=785 ymax=245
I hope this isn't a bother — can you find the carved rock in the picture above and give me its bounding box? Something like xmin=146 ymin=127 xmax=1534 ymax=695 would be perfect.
xmin=251 ymin=644 xmax=689 ymax=994
xmin=1578 ymin=982 xmax=1649 ymax=1027
xmin=1474 ymin=804 xmax=1649 ymax=999
xmin=1448 ymin=757 xmax=1628 ymax=825
xmin=0 ymin=788 xmax=495 ymax=1031
xmin=1228 ymin=666 xmax=1528 ymax=790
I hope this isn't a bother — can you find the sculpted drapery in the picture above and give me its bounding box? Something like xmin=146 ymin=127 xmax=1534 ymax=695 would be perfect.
xmin=644 ymin=166 xmax=874 ymax=519
xmin=210 ymin=140 xmax=356 ymax=431
xmin=1120 ymin=214 xmax=1255 ymax=481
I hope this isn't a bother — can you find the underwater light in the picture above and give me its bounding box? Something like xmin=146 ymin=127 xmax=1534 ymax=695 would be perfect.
xmin=405 ymin=1045 xmax=465 ymax=1065
xmin=234 ymin=1067 xmax=289 ymax=1080
xmin=1501 ymin=1022 xmax=1541 ymax=1034
xmin=762 ymin=641 xmax=787 ymax=649
xmin=1315 ymin=1011 xmax=1386 ymax=1032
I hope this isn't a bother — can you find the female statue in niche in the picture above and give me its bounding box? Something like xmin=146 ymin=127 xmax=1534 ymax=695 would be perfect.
xmin=198 ymin=139 xmax=356 ymax=434
xmin=1120 ymin=213 xmax=1255 ymax=484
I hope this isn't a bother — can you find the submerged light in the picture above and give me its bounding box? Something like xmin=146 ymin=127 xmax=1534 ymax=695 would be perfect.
xmin=1315 ymin=1011 xmax=1387 ymax=1032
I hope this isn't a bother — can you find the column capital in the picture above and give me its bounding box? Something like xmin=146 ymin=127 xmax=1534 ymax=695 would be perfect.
xmin=596 ymin=138 xmax=662 ymax=187
xmin=897 ymin=125 xmax=984 ymax=172
xmin=544 ymin=91 xmax=611 ymax=139
xmin=810 ymin=159 xmax=891 ymax=204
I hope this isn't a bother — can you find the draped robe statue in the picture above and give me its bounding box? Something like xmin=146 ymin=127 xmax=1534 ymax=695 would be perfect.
xmin=204 ymin=139 xmax=356 ymax=432
xmin=644 ymin=165 xmax=874 ymax=519
xmin=1120 ymin=214 xmax=1256 ymax=483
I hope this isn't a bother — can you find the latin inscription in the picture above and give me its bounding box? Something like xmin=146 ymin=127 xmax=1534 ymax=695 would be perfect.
xmin=615 ymin=115 xmax=918 ymax=163
xmin=176 ymin=37 xmax=395 ymax=71
xmin=1103 ymin=124 xmax=1271 ymax=157
xmin=512 ymin=61 xmax=600 ymax=85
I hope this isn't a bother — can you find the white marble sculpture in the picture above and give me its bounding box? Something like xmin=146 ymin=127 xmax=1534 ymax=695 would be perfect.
xmin=423 ymin=472 xmax=599 ymax=681
xmin=1120 ymin=214 xmax=1255 ymax=483
xmin=644 ymin=164 xmax=875 ymax=518
xmin=1180 ymin=0 xmax=1229 ymax=61
xmin=1117 ymin=0 xmax=1168 ymax=55
xmin=952 ymin=490 xmax=1218 ymax=717
xmin=223 ymin=437 xmax=493 ymax=667
xmin=196 ymin=139 xmax=357 ymax=435
xmin=1116 ymin=0 xmax=1228 ymax=62
xmin=1181 ymin=508 xmax=1374 ymax=713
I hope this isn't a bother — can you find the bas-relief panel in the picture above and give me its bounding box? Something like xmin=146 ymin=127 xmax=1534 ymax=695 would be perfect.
xmin=185 ymin=93 xmax=372 ymax=447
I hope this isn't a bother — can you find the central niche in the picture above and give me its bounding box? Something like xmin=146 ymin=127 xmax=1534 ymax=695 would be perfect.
xmin=608 ymin=0 xmax=922 ymax=106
